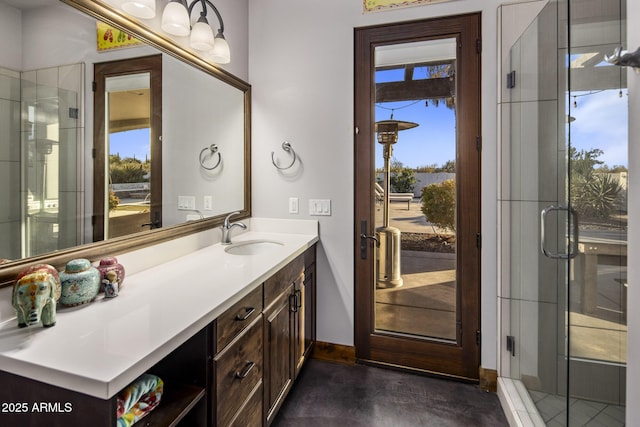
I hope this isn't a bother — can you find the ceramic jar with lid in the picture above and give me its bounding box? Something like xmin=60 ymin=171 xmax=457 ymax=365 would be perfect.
xmin=59 ymin=259 xmax=100 ymax=307
xmin=97 ymin=256 xmax=125 ymax=292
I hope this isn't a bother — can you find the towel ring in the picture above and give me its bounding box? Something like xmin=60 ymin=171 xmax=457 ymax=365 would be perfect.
xmin=199 ymin=144 xmax=221 ymax=170
xmin=271 ymin=141 xmax=297 ymax=170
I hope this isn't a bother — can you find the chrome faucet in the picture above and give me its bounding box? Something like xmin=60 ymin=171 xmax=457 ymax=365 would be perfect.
xmin=221 ymin=211 xmax=247 ymax=245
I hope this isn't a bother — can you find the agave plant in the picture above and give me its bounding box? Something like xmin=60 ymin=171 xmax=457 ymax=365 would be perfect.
xmin=571 ymin=173 xmax=622 ymax=219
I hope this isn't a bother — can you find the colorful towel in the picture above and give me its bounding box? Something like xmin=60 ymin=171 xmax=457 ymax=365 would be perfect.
xmin=116 ymin=374 xmax=164 ymax=427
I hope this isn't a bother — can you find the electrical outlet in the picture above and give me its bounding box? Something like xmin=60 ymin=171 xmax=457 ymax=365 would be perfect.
xmin=289 ymin=197 xmax=299 ymax=214
xmin=204 ymin=195 xmax=213 ymax=211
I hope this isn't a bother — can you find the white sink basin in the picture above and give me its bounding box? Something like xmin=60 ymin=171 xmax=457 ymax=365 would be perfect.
xmin=224 ymin=239 xmax=284 ymax=255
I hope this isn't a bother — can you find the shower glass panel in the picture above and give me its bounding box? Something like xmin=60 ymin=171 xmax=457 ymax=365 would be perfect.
xmin=21 ymin=65 xmax=83 ymax=258
xmin=504 ymin=0 xmax=627 ymax=424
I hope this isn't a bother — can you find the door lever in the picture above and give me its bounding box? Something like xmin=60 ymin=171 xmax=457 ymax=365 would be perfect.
xmin=360 ymin=219 xmax=379 ymax=260
xmin=360 ymin=234 xmax=379 ymax=246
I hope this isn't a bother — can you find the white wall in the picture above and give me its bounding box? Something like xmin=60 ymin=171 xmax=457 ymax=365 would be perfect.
xmin=626 ymin=0 xmax=639 ymax=423
xmin=0 ymin=3 xmax=21 ymax=70
xmin=248 ymin=0 xmax=501 ymax=369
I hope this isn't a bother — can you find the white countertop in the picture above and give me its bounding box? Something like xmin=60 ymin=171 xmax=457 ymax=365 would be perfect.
xmin=0 ymin=218 xmax=318 ymax=399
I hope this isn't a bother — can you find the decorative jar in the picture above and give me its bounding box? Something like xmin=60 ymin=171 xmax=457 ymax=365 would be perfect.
xmin=59 ymin=259 xmax=100 ymax=307
xmin=97 ymin=256 xmax=126 ymax=292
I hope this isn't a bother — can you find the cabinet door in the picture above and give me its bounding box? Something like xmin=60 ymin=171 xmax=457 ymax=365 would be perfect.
xmin=303 ymin=261 xmax=316 ymax=361
xmin=292 ymin=276 xmax=305 ymax=378
xmin=264 ymin=284 xmax=294 ymax=425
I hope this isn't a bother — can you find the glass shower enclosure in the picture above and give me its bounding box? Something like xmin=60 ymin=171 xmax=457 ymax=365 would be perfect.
xmin=500 ymin=0 xmax=627 ymax=424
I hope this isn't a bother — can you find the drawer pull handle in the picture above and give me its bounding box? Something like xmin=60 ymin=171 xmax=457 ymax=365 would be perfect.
xmin=235 ymin=361 xmax=255 ymax=379
xmin=235 ymin=307 xmax=255 ymax=321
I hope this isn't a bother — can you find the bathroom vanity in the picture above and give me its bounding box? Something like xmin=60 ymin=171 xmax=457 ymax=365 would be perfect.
xmin=0 ymin=219 xmax=318 ymax=426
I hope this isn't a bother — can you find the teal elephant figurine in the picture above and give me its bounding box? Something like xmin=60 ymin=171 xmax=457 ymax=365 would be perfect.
xmin=12 ymin=264 xmax=61 ymax=328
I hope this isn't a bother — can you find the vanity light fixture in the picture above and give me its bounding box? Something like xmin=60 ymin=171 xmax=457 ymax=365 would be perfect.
xmin=161 ymin=0 xmax=231 ymax=63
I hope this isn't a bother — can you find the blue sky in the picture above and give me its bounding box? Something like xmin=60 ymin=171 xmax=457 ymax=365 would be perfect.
xmin=569 ymin=89 xmax=628 ymax=167
xmin=375 ymin=100 xmax=455 ymax=169
xmin=374 ymin=87 xmax=628 ymax=170
xmin=109 ymin=128 xmax=150 ymax=161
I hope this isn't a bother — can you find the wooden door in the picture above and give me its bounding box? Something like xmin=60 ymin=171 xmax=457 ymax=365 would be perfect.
xmin=354 ymin=13 xmax=481 ymax=380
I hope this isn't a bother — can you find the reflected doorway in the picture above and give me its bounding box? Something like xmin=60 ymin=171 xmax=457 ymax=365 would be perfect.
xmin=93 ymin=55 xmax=162 ymax=241
xmin=354 ymin=14 xmax=481 ymax=379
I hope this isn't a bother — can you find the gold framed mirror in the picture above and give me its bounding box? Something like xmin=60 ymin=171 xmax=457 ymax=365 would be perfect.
xmin=0 ymin=0 xmax=251 ymax=287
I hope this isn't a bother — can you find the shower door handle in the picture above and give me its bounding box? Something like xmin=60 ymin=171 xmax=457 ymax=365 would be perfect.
xmin=540 ymin=205 xmax=579 ymax=259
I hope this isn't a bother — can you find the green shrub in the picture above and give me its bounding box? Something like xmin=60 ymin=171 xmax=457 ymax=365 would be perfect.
xmin=421 ymin=179 xmax=456 ymax=232
xmin=390 ymin=167 xmax=416 ymax=193
xmin=108 ymin=191 xmax=120 ymax=211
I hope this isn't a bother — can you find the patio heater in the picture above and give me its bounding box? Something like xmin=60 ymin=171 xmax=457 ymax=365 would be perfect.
xmin=375 ymin=119 xmax=418 ymax=289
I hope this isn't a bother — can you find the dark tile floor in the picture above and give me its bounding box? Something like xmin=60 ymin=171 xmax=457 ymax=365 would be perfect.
xmin=273 ymin=359 xmax=509 ymax=427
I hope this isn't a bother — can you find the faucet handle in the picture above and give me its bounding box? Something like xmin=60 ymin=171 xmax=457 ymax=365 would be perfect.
xmin=224 ymin=211 xmax=242 ymax=227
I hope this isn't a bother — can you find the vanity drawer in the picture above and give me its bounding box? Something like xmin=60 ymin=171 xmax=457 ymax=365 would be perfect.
xmin=214 ymin=315 xmax=263 ymax=427
xmin=228 ymin=382 xmax=263 ymax=427
xmin=217 ymin=285 xmax=263 ymax=352
xmin=264 ymin=254 xmax=304 ymax=307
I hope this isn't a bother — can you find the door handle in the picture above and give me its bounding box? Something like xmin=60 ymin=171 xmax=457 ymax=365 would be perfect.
xmin=540 ymin=205 xmax=579 ymax=259
xmin=361 ymin=234 xmax=379 ymax=244
xmin=360 ymin=220 xmax=379 ymax=260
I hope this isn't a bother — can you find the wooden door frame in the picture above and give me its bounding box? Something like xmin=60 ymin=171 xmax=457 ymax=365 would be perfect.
xmin=354 ymin=13 xmax=481 ymax=380
xmin=93 ymin=54 xmax=162 ymax=242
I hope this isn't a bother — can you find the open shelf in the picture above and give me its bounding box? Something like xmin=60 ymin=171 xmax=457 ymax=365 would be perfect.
xmin=139 ymin=384 xmax=205 ymax=427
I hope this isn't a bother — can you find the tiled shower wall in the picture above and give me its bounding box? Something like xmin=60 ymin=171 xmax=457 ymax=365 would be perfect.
xmin=0 ymin=67 xmax=21 ymax=260
xmin=0 ymin=63 xmax=83 ymax=261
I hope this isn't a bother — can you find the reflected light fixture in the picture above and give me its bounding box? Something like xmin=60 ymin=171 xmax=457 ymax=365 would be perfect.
xmin=161 ymin=0 xmax=231 ymax=63
xmin=120 ymin=0 xmax=156 ymax=19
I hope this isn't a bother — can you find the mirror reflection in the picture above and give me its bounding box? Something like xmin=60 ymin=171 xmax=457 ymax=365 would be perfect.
xmin=0 ymin=0 xmax=248 ymax=266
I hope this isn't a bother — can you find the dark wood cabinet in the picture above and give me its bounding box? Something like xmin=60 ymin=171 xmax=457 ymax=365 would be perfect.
xmin=0 ymin=326 xmax=210 ymax=427
xmin=0 ymin=244 xmax=316 ymax=427
xmin=214 ymin=315 xmax=263 ymax=427
xmin=264 ymin=281 xmax=295 ymax=424
xmin=263 ymin=246 xmax=316 ymax=426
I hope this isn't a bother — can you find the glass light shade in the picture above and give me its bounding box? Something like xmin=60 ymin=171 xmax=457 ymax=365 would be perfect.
xmin=161 ymin=2 xmax=191 ymax=36
xmin=103 ymin=0 xmax=125 ymax=7
xmin=121 ymin=0 xmax=156 ymax=19
xmin=209 ymin=32 xmax=231 ymax=64
xmin=190 ymin=21 xmax=215 ymax=51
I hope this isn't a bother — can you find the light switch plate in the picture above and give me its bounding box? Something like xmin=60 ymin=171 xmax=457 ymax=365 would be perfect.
xmin=289 ymin=197 xmax=299 ymax=214
xmin=178 ymin=195 xmax=196 ymax=210
xmin=309 ymin=199 xmax=331 ymax=216
xmin=203 ymin=195 xmax=213 ymax=211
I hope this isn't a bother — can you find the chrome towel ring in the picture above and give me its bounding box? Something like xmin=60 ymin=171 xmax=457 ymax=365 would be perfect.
xmin=271 ymin=141 xmax=297 ymax=170
xmin=199 ymin=144 xmax=221 ymax=170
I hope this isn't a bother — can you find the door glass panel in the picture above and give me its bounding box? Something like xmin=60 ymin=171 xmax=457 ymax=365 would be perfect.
xmin=502 ymin=0 xmax=627 ymax=424
xmin=104 ymin=73 xmax=151 ymax=239
xmin=567 ymin=0 xmax=627 ymax=422
xmin=373 ymin=38 xmax=458 ymax=341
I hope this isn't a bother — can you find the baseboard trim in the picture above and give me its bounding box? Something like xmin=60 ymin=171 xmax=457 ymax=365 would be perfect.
xmin=311 ymin=341 xmax=356 ymax=365
xmin=479 ymin=366 xmax=498 ymax=392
